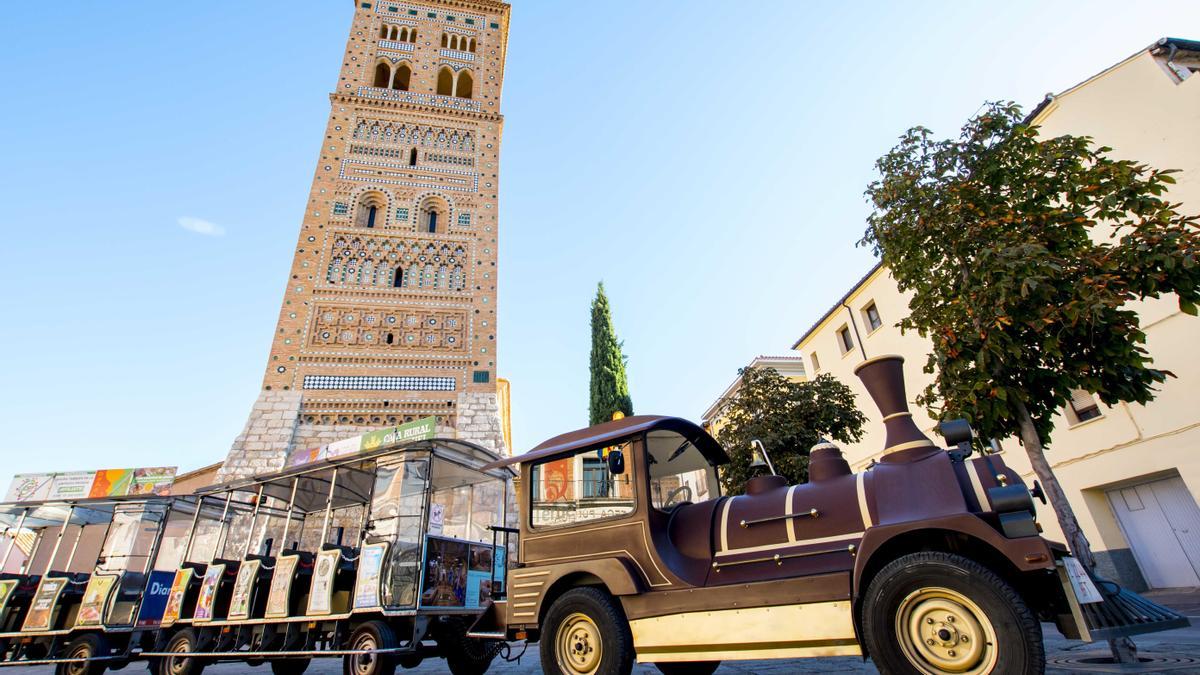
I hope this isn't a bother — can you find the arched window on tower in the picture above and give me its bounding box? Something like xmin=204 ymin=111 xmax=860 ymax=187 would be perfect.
xmin=392 ymin=268 xmax=405 ymax=288
xmin=373 ymin=62 xmax=391 ymax=88
xmin=417 ymin=195 xmax=449 ymax=234
xmin=380 ymin=24 xmax=388 ymax=39
xmin=441 ymin=33 xmax=449 ymax=48
xmin=356 ymin=192 xmax=388 ymax=229
xmin=469 ymin=38 xmax=477 ymax=53
xmin=409 ymin=147 xmax=418 ymax=166
xmin=392 ymin=62 xmax=411 ymax=91
xmin=455 ymin=70 xmax=474 ymax=99
xmin=436 ymin=66 xmax=454 ymax=96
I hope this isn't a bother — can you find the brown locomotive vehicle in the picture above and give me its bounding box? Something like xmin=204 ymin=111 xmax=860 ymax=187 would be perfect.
xmin=471 ymin=355 xmax=1188 ymax=675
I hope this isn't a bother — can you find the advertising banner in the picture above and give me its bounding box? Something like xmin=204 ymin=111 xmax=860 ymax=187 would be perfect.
xmin=5 ymin=474 xmax=55 ymax=503
xmin=325 ymin=436 xmax=362 ymax=461
xmin=161 ymin=568 xmax=194 ymax=626
xmin=287 ymin=416 xmax=439 ymax=469
xmin=227 ymin=559 xmax=260 ymax=620
xmin=49 ymin=472 xmax=99 ymax=500
xmin=75 ymin=575 xmax=119 ymax=626
xmin=5 ymin=466 xmax=177 ymax=503
xmin=136 ymin=570 xmax=176 ymax=627
xmin=22 ymin=577 xmax=67 ymax=631
xmin=353 ymin=542 xmax=388 ymax=609
xmin=265 ymin=555 xmax=300 ymax=618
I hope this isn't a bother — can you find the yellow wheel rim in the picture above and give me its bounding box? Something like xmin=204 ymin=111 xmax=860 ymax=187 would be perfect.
xmin=895 ymin=586 xmax=998 ymax=674
xmin=555 ymin=612 xmax=603 ymax=675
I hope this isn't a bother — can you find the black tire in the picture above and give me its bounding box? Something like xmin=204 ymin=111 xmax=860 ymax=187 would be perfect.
xmin=438 ymin=617 xmax=498 ymax=675
xmin=156 ymin=630 xmax=205 ymax=675
xmin=540 ymin=587 xmax=634 ymax=675
xmin=269 ymin=658 xmax=311 ymax=675
xmin=343 ymin=620 xmax=398 ymax=675
xmin=862 ymin=551 xmax=1044 ymax=675
xmin=655 ymin=662 xmax=720 ymax=675
xmin=56 ymin=633 xmax=110 ymax=675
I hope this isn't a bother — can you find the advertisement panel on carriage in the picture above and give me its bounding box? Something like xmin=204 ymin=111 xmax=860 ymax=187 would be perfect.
xmin=4 ymin=466 xmax=177 ymax=503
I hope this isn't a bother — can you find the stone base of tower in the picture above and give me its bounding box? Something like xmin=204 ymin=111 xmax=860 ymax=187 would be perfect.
xmin=219 ymin=390 xmax=507 ymax=481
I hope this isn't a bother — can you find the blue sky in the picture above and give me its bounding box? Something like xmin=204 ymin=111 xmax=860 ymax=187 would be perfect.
xmin=0 ymin=1 xmax=1196 ymax=477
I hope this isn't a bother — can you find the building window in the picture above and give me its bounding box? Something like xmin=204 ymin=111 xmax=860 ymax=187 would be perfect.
xmin=837 ymin=325 xmax=854 ymax=354
xmin=455 ymin=69 xmax=474 ymax=98
xmin=395 ymin=207 xmax=409 ymax=222
xmin=472 ymin=369 xmax=490 ymax=384
xmin=1068 ymin=389 xmax=1102 ymax=424
xmin=392 ymin=268 xmax=404 ymax=288
xmin=863 ymin=302 xmax=882 ymax=331
xmin=810 ymin=352 xmax=821 ymax=374
xmin=582 ymin=458 xmax=612 ymax=498
xmin=457 ymin=212 xmax=471 ymax=227
xmin=332 ymin=202 xmax=349 ymax=216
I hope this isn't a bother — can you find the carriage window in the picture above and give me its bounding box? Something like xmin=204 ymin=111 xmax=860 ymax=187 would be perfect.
xmin=529 ymin=441 xmax=635 ymax=529
xmin=645 ymin=431 xmax=720 ymax=511
xmin=369 ymin=457 xmax=429 ymax=608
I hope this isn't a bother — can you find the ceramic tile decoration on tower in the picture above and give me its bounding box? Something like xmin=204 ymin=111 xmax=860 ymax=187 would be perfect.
xmin=222 ymin=0 xmax=512 ymax=481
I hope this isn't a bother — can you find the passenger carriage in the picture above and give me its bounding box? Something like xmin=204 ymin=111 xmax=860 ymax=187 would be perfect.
xmin=0 ymin=437 xmax=514 ymax=675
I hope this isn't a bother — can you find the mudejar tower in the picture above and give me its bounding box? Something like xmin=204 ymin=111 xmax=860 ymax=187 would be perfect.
xmin=222 ymin=0 xmax=510 ymax=479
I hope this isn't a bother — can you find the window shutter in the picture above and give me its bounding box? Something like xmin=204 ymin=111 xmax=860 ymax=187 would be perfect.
xmin=1068 ymin=389 xmax=1098 ymax=414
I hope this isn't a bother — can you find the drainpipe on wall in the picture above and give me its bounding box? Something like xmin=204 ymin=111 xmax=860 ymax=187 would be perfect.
xmin=842 ymin=302 xmax=868 ymax=361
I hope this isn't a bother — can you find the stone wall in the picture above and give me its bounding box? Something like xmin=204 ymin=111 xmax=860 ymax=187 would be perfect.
xmin=219 ymin=390 xmax=303 ymax=481
xmin=220 ymin=390 xmax=506 ymax=482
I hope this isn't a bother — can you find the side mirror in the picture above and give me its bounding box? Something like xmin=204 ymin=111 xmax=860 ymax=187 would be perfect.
xmin=606 ymin=449 xmax=625 ymax=475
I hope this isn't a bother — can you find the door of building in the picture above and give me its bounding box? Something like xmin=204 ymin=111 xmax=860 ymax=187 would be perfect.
xmin=1107 ymin=476 xmax=1200 ymax=589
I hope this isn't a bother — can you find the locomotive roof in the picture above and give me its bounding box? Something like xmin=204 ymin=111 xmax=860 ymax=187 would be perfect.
xmin=482 ymin=415 xmax=729 ymax=470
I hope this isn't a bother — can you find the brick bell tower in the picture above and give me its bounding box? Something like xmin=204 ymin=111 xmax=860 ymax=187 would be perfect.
xmin=221 ymin=0 xmax=511 ymax=479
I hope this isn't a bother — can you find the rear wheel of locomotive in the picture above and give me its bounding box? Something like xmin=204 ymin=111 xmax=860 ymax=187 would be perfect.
xmin=269 ymin=658 xmax=311 ymax=675
xmin=655 ymin=662 xmax=720 ymax=675
xmin=540 ymin=587 xmax=634 ymax=675
xmin=343 ymin=621 xmax=398 ymax=675
xmin=862 ymin=551 xmax=1044 ymax=675
xmin=157 ymin=629 xmax=205 ymax=675
xmin=56 ymin=633 xmax=110 ymax=675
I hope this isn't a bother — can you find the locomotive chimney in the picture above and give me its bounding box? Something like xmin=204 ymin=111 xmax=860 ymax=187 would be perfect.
xmin=808 ymin=439 xmax=851 ymax=481
xmin=853 ymin=355 xmax=940 ymax=463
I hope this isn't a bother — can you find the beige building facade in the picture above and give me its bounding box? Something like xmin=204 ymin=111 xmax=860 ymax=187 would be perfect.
xmin=222 ymin=0 xmax=512 ymax=481
xmin=791 ymin=38 xmax=1200 ymax=591
xmin=701 ymin=355 xmax=808 ymax=440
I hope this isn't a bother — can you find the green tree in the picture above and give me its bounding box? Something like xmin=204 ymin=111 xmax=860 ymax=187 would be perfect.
xmin=589 ymin=282 xmax=633 ymax=425
xmin=714 ymin=367 xmax=866 ymax=495
xmin=861 ymin=101 xmax=1200 ymax=661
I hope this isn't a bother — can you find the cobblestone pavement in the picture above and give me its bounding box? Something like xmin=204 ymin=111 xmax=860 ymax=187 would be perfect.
xmin=9 ymin=620 xmax=1200 ymax=674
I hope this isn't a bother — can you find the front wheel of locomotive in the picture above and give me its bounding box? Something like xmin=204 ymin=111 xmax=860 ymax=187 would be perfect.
xmin=56 ymin=633 xmax=110 ymax=675
xmin=156 ymin=629 xmax=205 ymax=675
xmin=540 ymin=587 xmax=634 ymax=675
xmin=862 ymin=551 xmax=1044 ymax=675
xmin=343 ymin=621 xmax=398 ymax=675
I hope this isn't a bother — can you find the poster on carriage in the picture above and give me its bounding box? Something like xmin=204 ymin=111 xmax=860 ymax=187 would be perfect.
xmin=0 ymin=579 xmax=16 ymax=614
xmin=353 ymin=542 xmax=388 ymax=609
xmin=265 ymin=554 xmax=300 ymax=618
xmin=22 ymin=577 xmax=67 ymax=631
xmin=161 ymin=567 xmax=194 ymax=625
xmin=136 ymin=570 xmax=176 ymax=627
xmin=193 ymin=564 xmax=225 ymax=621
xmin=419 ymin=535 xmax=468 ymax=607
xmin=227 ymin=559 xmax=261 ymax=619
xmin=75 ymin=575 xmax=118 ymax=626
xmin=307 ymin=549 xmax=341 ymax=615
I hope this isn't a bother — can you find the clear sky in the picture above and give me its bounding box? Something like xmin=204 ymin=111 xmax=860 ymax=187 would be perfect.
xmin=0 ymin=1 xmax=1197 ymax=478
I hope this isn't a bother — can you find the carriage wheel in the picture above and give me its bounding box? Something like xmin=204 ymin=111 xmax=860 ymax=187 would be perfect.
xmin=158 ymin=629 xmax=205 ymax=675
xmin=862 ymin=552 xmax=1043 ymax=675
xmin=343 ymin=621 xmax=397 ymax=675
xmin=56 ymin=633 xmax=110 ymax=675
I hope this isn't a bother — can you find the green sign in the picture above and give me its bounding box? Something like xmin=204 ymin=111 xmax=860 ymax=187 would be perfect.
xmin=360 ymin=416 xmax=438 ymax=453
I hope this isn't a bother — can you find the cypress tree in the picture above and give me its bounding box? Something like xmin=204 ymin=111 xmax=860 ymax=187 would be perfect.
xmin=589 ymin=282 xmax=633 ymax=425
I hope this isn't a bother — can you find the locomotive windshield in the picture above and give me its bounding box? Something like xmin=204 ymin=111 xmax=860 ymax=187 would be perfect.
xmin=645 ymin=430 xmax=720 ymax=510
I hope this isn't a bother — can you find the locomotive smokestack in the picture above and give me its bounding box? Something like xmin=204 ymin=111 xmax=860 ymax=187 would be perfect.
xmin=853 ymin=355 xmax=940 ymax=463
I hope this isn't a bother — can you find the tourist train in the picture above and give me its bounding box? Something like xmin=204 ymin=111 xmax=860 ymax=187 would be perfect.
xmin=0 ymin=356 xmax=1187 ymax=675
